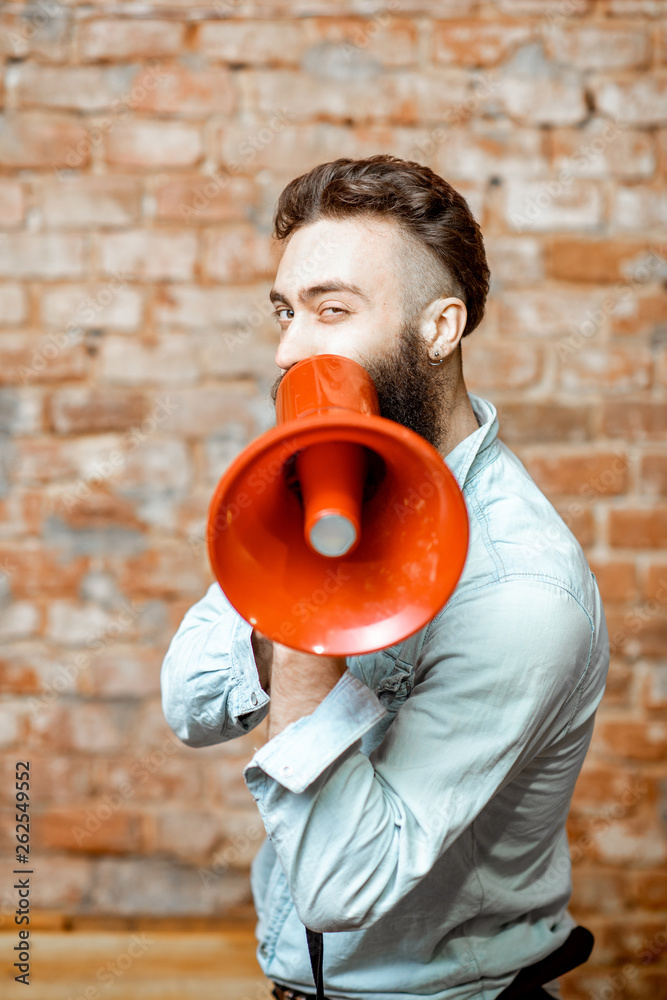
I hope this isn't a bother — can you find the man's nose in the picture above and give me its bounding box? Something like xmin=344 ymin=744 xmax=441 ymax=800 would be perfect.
xmin=274 ymin=319 xmax=312 ymax=371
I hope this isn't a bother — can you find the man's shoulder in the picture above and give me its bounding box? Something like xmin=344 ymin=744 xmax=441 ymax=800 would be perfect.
xmin=459 ymin=436 xmax=597 ymax=618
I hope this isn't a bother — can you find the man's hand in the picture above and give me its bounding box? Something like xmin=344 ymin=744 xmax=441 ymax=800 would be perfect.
xmin=267 ymin=641 xmax=347 ymax=742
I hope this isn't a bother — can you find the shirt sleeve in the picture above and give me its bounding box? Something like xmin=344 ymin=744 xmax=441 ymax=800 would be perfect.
xmin=160 ymin=580 xmax=270 ymax=747
xmin=242 ymin=577 xmax=599 ymax=933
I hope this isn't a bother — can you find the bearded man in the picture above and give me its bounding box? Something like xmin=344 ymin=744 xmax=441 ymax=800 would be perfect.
xmin=161 ymin=155 xmax=609 ymax=1000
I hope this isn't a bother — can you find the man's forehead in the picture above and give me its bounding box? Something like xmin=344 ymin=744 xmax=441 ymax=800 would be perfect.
xmin=274 ymin=216 xmax=402 ymax=292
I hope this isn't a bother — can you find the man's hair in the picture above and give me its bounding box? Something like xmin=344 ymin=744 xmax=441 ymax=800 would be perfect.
xmin=272 ymin=154 xmax=490 ymax=338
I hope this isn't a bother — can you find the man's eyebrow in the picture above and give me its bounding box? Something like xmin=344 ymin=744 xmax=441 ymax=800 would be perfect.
xmin=269 ymin=281 xmax=370 ymax=307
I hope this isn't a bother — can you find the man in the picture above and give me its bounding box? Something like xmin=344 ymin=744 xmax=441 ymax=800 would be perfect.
xmin=160 ymin=155 xmax=609 ymax=1000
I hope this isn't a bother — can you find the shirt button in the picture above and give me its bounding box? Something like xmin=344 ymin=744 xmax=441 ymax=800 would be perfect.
xmin=260 ymin=942 xmax=268 ymax=956
xmin=281 ymin=764 xmax=292 ymax=776
xmin=250 ymin=692 xmax=258 ymax=706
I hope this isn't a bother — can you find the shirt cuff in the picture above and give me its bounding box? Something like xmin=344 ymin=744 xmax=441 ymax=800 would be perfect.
xmin=243 ymin=670 xmax=388 ymax=795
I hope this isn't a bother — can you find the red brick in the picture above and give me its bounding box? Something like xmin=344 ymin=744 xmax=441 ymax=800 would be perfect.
xmin=0 ymin=113 xmax=93 ymax=169
xmin=197 ymin=17 xmax=417 ymax=68
xmin=571 ymin=763 xmax=647 ymax=816
xmin=628 ymin=871 xmax=667 ymax=910
xmin=589 ymin=559 xmax=638 ymax=603
xmin=40 ymin=285 xmax=144 ymax=333
xmin=14 ymin=64 xmax=140 ymax=112
xmin=558 ymin=347 xmax=652 ymax=393
xmin=643 ymin=562 xmax=667 ymax=601
xmin=104 ymin=121 xmax=203 ymax=168
xmin=611 ymin=184 xmax=667 ymax=232
xmin=433 ymin=123 xmax=546 ymax=181
xmin=0 ymin=179 xmax=25 ymax=227
xmin=506 ymin=178 xmax=603 ymax=232
xmin=88 ymin=647 xmax=163 ymax=698
xmin=98 ymin=230 xmax=198 ymax=282
xmin=97 ymin=755 xmax=205 ymax=803
xmin=484 ymin=236 xmax=544 ymax=286
xmin=99 ymin=334 xmax=200 ymax=385
xmin=520 ymin=450 xmax=629 ymax=498
xmin=546 ymin=24 xmax=650 ymax=70
xmin=570 ymin=868 xmax=633 ymax=916
xmin=554 ymin=500 xmax=595 ymax=547
xmin=600 ymin=658 xmax=634 ymax=706
xmin=0 ymin=233 xmax=85 ymax=279
xmin=0 ymin=285 xmax=27 ymax=325
xmin=40 ymin=176 xmax=141 ymax=228
xmin=643 ymin=662 xmax=667 ymax=710
xmin=609 ymin=508 xmax=667 ymax=548
xmin=499 ymin=288 xmax=607 ymax=338
xmin=0 ymin=11 xmax=70 ymax=62
xmin=153 ymin=172 xmax=257 ymax=224
xmin=603 ymin=400 xmax=667 ymax=439
xmin=49 ymin=387 xmax=150 ymax=435
xmin=37 ymin=805 xmax=144 ymax=854
xmin=135 ymin=65 xmax=235 ymax=116
xmin=607 ymin=610 xmax=667 ymax=659
xmin=495 ymin=402 xmax=594 ymax=444
xmin=596 ymin=718 xmax=667 ymax=762
xmin=550 ymin=122 xmax=656 ymax=180
xmin=202 ymin=226 xmax=274 ymax=283
xmin=641 ymin=454 xmax=667 ymax=495
xmin=25 ymin=701 xmax=131 ymax=754
xmin=116 ymin=542 xmax=207 ymax=599
xmin=0 ymin=754 xmax=93 ymax=806
xmin=462 ymin=339 xmax=542 ymax=389
xmin=240 ymin=68 xmax=471 ymax=125
xmin=590 ymin=73 xmax=667 ymax=126
xmin=546 ymin=238 xmax=663 ymax=283
xmin=53 ymin=490 xmax=145 ymax=533
xmin=496 ymin=47 xmax=587 ymax=126
xmin=609 ymin=292 xmax=666 ymax=336
xmin=433 ymin=21 xmax=533 ymax=66
xmin=77 ymin=19 xmax=185 ymax=60
xmin=0 ymin=545 xmax=88 ymax=597
xmin=0 ymin=332 xmax=88 ymax=387
xmin=152 ymin=808 xmax=222 ymax=860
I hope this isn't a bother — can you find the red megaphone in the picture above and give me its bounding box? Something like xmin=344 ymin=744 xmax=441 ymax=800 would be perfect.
xmin=206 ymin=354 xmax=468 ymax=656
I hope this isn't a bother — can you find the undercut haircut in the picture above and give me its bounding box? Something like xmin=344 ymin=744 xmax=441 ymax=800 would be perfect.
xmin=272 ymin=154 xmax=490 ymax=338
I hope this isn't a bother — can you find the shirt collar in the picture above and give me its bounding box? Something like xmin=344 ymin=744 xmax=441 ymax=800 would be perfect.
xmin=443 ymin=392 xmax=499 ymax=490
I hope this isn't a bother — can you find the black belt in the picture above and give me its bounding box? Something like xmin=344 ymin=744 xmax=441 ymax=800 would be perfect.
xmin=271 ymin=923 xmax=594 ymax=1000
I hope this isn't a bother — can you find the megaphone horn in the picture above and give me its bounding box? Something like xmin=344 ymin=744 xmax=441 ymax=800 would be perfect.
xmin=207 ymin=354 xmax=468 ymax=656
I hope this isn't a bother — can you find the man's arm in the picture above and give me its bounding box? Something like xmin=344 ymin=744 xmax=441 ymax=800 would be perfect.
xmin=160 ymin=581 xmax=270 ymax=747
xmin=243 ymin=577 xmax=608 ymax=933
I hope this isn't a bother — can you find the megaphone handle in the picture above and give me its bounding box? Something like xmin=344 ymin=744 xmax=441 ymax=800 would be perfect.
xmin=305 ymin=926 xmax=325 ymax=1000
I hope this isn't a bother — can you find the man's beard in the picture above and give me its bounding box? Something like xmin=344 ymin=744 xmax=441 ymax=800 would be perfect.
xmin=269 ymin=321 xmax=453 ymax=452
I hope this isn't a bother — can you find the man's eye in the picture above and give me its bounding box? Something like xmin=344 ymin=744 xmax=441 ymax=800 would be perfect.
xmin=273 ymin=308 xmax=293 ymax=321
xmin=321 ymin=307 xmax=347 ymax=315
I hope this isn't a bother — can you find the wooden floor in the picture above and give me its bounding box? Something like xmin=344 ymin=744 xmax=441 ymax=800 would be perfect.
xmin=1 ymin=917 xmax=274 ymax=1000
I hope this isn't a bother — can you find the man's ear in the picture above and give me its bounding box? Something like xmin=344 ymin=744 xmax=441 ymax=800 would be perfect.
xmin=419 ymin=297 xmax=467 ymax=363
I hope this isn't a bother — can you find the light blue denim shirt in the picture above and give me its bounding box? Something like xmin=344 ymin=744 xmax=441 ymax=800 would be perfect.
xmin=160 ymin=392 xmax=609 ymax=1000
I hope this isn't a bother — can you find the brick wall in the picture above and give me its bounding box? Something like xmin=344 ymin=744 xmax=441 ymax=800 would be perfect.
xmin=0 ymin=0 xmax=666 ymax=996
